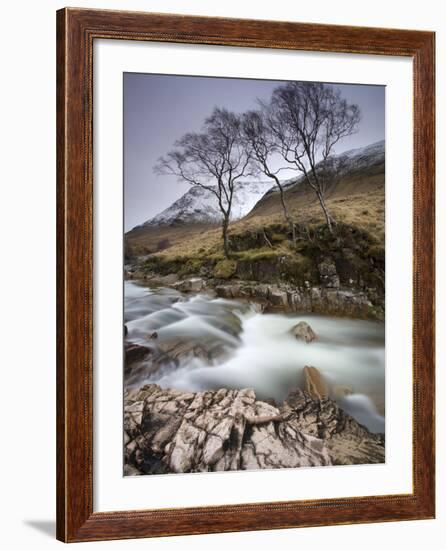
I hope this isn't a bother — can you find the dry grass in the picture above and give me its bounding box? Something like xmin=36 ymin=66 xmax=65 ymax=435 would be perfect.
xmin=237 ymin=187 xmax=385 ymax=241
xmin=126 ymin=171 xmax=385 ymax=260
xmin=125 ymin=222 xmax=219 ymax=257
xmin=149 ymin=190 xmax=384 ymax=260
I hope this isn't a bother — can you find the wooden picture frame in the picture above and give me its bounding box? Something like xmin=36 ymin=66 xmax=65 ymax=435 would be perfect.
xmin=56 ymin=7 xmax=435 ymax=542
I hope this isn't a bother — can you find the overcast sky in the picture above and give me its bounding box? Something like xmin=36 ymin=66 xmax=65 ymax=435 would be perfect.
xmin=124 ymin=73 xmax=385 ymax=231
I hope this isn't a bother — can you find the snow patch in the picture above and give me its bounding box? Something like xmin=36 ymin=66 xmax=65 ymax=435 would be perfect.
xmin=141 ymin=180 xmax=274 ymax=227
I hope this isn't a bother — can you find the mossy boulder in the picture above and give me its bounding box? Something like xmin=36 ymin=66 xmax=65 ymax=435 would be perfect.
xmin=177 ymin=257 xmax=207 ymax=278
xmin=228 ymin=230 xmax=264 ymax=252
xmin=213 ymin=259 xmax=237 ymax=279
xmin=228 ymin=225 xmax=290 ymax=252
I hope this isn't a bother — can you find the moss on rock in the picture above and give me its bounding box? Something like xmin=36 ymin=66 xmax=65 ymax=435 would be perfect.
xmin=213 ymin=259 xmax=237 ymax=279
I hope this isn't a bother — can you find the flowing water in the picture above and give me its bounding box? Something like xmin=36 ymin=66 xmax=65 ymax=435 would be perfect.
xmin=125 ymin=281 xmax=385 ymax=433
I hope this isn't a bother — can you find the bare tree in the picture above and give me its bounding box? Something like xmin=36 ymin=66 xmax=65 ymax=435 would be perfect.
xmin=242 ymin=110 xmax=297 ymax=242
xmin=155 ymin=108 xmax=251 ymax=257
xmin=265 ymin=82 xmax=361 ymax=234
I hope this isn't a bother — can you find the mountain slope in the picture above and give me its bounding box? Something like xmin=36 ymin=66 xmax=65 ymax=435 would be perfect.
xmin=126 ymin=140 xmax=385 ymax=257
xmin=137 ymin=180 xmax=274 ymax=228
xmin=249 ymin=140 xmax=384 ymax=218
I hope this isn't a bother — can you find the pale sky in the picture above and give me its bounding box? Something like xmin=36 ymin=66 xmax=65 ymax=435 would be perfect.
xmin=124 ymin=73 xmax=385 ymax=231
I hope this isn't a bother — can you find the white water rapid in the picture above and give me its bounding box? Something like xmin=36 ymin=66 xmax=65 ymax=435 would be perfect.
xmin=125 ymin=281 xmax=385 ymax=433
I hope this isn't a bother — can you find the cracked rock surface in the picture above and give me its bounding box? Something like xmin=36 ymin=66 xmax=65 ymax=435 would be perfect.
xmin=124 ymin=384 xmax=384 ymax=475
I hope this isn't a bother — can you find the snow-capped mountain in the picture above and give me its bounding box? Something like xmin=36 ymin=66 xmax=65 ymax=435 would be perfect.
xmin=134 ymin=140 xmax=384 ymax=229
xmin=140 ymin=180 xmax=274 ymax=227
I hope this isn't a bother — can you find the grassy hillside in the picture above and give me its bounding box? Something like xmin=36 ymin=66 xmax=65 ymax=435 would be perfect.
xmin=126 ymin=167 xmax=384 ymax=262
xmin=125 ymin=222 xmax=218 ymax=259
xmin=245 ymin=161 xmax=384 ymax=239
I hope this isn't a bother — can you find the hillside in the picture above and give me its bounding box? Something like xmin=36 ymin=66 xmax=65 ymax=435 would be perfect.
xmin=249 ymin=140 xmax=384 ymax=220
xmin=126 ymin=140 xmax=385 ymax=259
xmin=125 ymin=221 xmax=218 ymax=259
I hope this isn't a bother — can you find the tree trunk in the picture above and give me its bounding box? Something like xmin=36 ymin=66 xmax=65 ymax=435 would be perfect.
xmin=278 ymin=186 xmax=296 ymax=242
xmin=316 ymin=190 xmax=334 ymax=235
xmin=222 ymin=217 xmax=230 ymax=258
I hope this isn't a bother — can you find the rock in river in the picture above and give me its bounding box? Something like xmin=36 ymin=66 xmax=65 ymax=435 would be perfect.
xmin=290 ymin=321 xmax=317 ymax=343
xmin=124 ymin=342 xmax=151 ymax=366
xmin=173 ymin=278 xmax=205 ymax=293
xmin=303 ymin=366 xmax=329 ymax=398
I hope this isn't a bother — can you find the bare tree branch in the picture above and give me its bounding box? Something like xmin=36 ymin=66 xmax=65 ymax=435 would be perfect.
xmin=154 ymin=108 xmax=251 ymax=257
xmin=264 ymin=82 xmax=361 ymax=234
xmin=242 ymin=109 xmax=297 ymax=242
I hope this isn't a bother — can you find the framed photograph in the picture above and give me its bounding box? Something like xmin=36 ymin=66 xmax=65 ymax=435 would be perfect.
xmin=56 ymin=8 xmax=435 ymax=542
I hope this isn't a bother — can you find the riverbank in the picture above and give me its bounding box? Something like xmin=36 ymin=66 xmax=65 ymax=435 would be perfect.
xmin=126 ymin=270 xmax=383 ymax=321
xmin=126 ymin=221 xmax=385 ymax=321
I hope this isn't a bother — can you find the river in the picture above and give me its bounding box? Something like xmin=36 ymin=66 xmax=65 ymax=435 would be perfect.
xmin=125 ymin=280 xmax=385 ymax=433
